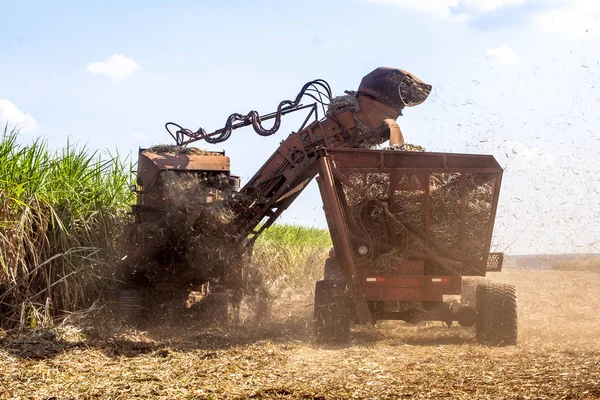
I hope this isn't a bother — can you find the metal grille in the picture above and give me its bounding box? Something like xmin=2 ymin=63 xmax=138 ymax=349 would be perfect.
xmin=486 ymin=252 xmax=504 ymax=272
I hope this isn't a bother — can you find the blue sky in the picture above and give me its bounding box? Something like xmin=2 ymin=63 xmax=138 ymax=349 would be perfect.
xmin=1 ymin=0 xmax=599 ymax=254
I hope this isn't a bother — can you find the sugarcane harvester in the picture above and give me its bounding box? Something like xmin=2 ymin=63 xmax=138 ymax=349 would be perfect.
xmin=121 ymin=67 xmax=516 ymax=346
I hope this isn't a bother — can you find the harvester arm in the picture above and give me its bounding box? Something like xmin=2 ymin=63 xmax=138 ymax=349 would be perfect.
xmin=238 ymin=103 xmax=400 ymax=244
xmin=166 ymin=68 xmax=432 ymax=244
xmin=236 ymin=68 xmax=431 ymax=243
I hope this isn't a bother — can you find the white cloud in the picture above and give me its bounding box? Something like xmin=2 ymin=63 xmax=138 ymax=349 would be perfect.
xmin=133 ymin=132 xmax=147 ymax=140
xmin=365 ymin=0 xmax=458 ymax=17
xmin=535 ymin=1 xmax=600 ymax=36
xmin=86 ymin=54 xmax=140 ymax=79
xmin=364 ymin=0 xmax=528 ymax=19
xmin=485 ymin=45 xmax=521 ymax=65
xmin=0 ymin=99 xmax=38 ymax=133
xmin=459 ymin=0 xmax=526 ymax=13
xmin=364 ymin=0 xmax=600 ymax=35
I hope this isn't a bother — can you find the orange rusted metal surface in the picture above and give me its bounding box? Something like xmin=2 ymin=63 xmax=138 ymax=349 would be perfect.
xmin=319 ymin=147 xmax=503 ymax=308
xmin=316 ymin=156 xmax=371 ymax=324
xmin=141 ymin=151 xmax=229 ymax=172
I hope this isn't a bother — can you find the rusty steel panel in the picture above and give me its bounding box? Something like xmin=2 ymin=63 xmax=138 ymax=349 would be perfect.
xmin=363 ymin=276 xmax=461 ymax=302
xmin=324 ymin=147 xmax=503 ymax=280
xmin=387 ymin=118 xmax=405 ymax=146
xmin=316 ymin=156 xmax=372 ymax=324
xmin=137 ymin=151 xmax=161 ymax=189
xmin=361 ymin=261 xmax=425 ymax=276
xmin=364 ymin=288 xmax=439 ymax=302
xmin=134 ymin=149 xmax=232 ymax=222
xmin=362 ymin=276 xmax=462 ymax=289
xmin=364 ymin=287 xmax=458 ymax=302
xmin=325 ymin=148 xmax=502 ymax=170
xmin=358 ymin=68 xmax=431 ymax=109
xmin=393 ymin=260 xmax=424 ymax=275
xmin=141 ymin=152 xmax=230 ymax=172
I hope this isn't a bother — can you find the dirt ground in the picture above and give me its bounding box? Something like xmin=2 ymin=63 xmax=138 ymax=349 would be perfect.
xmin=1 ymin=268 xmax=599 ymax=399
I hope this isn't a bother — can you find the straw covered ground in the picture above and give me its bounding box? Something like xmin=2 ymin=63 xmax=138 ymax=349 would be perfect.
xmin=1 ymin=267 xmax=599 ymax=399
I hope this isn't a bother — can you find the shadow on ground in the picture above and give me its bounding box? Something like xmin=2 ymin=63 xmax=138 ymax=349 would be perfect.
xmin=0 ymin=314 xmax=476 ymax=360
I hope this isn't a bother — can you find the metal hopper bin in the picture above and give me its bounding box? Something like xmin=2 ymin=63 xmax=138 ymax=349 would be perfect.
xmin=314 ymin=148 xmax=516 ymax=346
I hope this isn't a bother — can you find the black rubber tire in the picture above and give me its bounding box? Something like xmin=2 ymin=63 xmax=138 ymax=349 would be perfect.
xmin=476 ymin=282 xmax=517 ymax=346
xmin=461 ymin=277 xmax=487 ymax=307
xmin=207 ymin=292 xmax=229 ymax=326
xmin=314 ymin=280 xmax=350 ymax=344
xmin=118 ymin=289 xmax=150 ymax=328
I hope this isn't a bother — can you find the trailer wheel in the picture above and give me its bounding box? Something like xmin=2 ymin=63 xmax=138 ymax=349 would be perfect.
xmin=314 ymin=280 xmax=350 ymax=344
xmin=118 ymin=288 xmax=150 ymax=328
xmin=476 ymin=282 xmax=517 ymax=346
xmin=461 ymin=277 xmax=487 ymax=307
xmin=207 ymin=291 xmax=229 ymax=326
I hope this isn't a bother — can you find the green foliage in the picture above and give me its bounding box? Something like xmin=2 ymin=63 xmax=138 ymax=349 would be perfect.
xmin=253 ymin=224 xmax=331 ymax=290
xmin=245 ymin=225 xmax=330 ymax=321
xmin=0 ymin=126 xmax=332 ymax=330
xmin=0 ymin=126 xmax=134 ymax=330
xmin=257 ymin=224 xmax=331 ymax=248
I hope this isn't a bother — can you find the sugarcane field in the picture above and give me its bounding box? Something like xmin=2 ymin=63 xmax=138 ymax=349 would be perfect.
xmin=1 ymin=1 xmax=600 ymax=399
